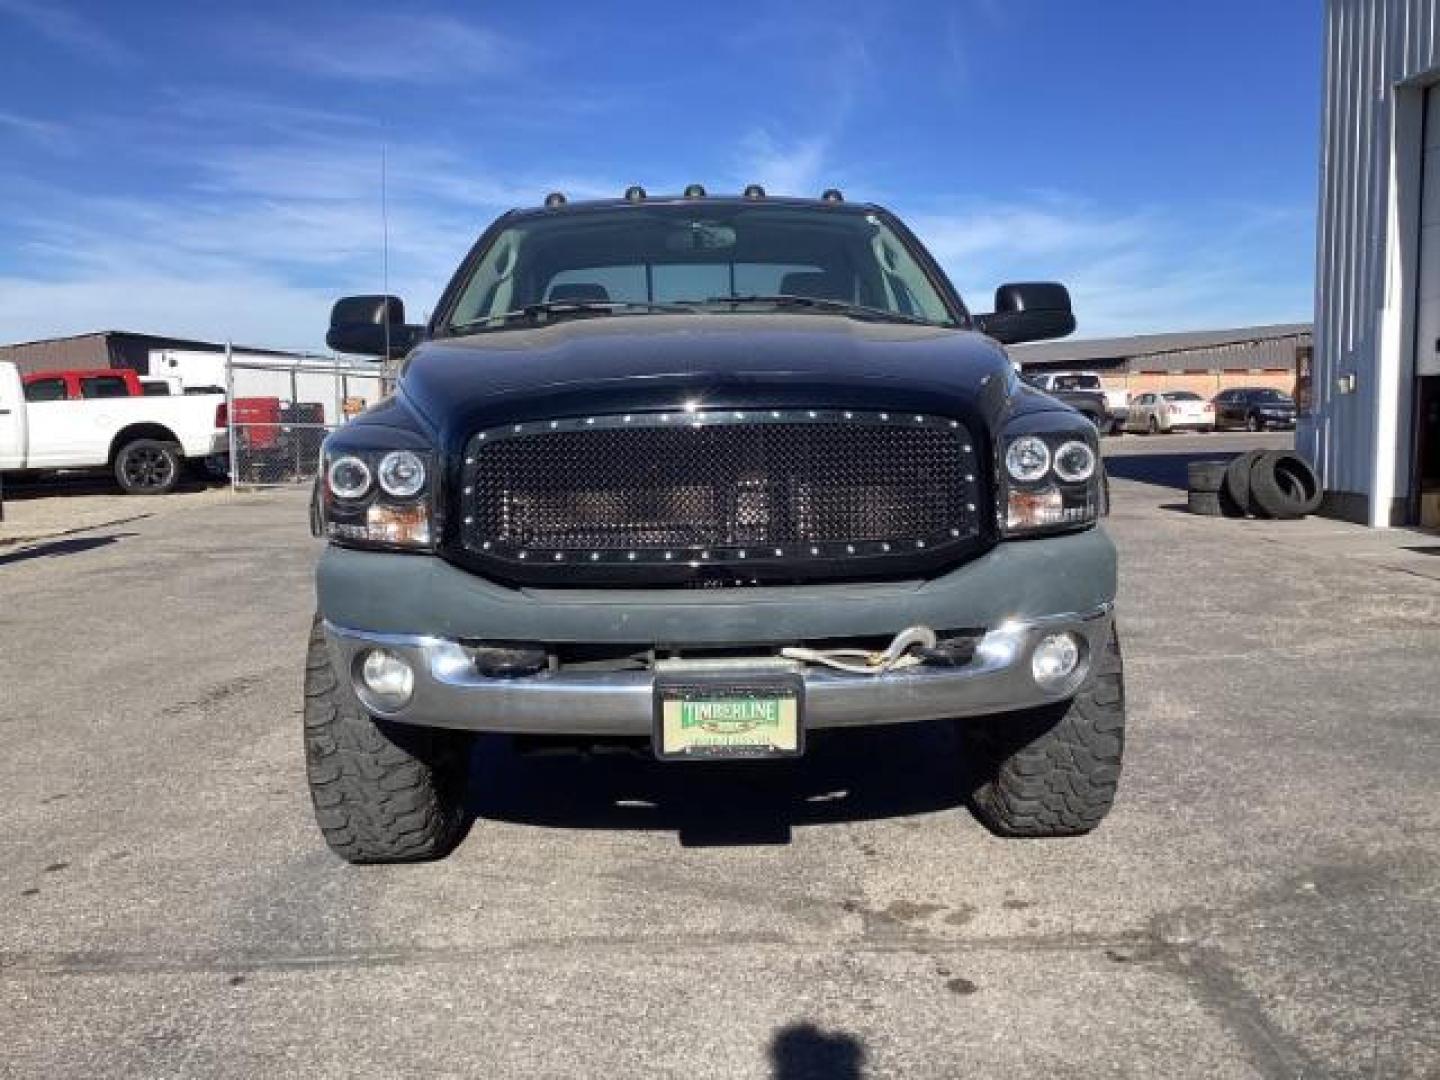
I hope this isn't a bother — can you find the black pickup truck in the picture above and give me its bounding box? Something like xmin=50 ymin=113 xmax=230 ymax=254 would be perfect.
xmin=307 ymin=189 xmax=1123 ymax=863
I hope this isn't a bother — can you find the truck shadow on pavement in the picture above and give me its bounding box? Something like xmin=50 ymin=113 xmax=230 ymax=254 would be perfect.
xmin=465 ymin=720 xmax=969 ymax=847
xmin=1103 ymin=450 xmax=1245 ymax=492
xmin=0 ymin=532 xmax=134 ymax=566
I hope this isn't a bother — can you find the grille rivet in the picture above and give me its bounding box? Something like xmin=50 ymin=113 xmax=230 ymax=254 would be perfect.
xmin=811 ymin=546 xmax=820 ymax=555
xmin=514 ymin=425 xmax=523 ymax=433
xmin=964 ymin=444 xmax=972 ymax=452
xmin=914 ymin=415 xmax=924 ymax=422
xmin=965 ymin=474 xmax=974 ymax=482
xmin=464 ymin=516 xmax=474 ymax=525
xmin=585 ymin=418 xmax=595 ymax=425
xmin=519 ymin=552 xmax=528 ymax=559
xmin=844 ymin=411 xmax=853 ymax=420
xmin=966 ymin=504 xmax=976 ymax=512
xmin=951 ymin=528 xmax=961 ymax=537
xmin=846 ymin=544 xmax=855 ymax=554
xmin=916 ymin=540 xmax=926 ymax=549
xmin=550 ymin=421 xmax=559 ymax=429
xmin=554 ymin=552 xmax=565 ymax=561
xmin=623 ymin=415 xmax=632 ymax=422
xmin=661 ymin=414 xmax=670 ymax=422
xmin=880 ymin=413 xmax=889 ymax=421
xmin=881 ymin=542 xmax=891 ymax=552
xmin=771 ymin=410 xmax=781 ymax=418
xmin=591 ymin=552 xmax=600 ymax=561
xmin=738 ymin=550 xmax=747 ymax=559
xmin=949 ymin=421 xmax=958 ymax=428
xmin=481 ymin=541 xmax=491 ymax=550
xmin=628 ymin=552 xmax=637 ymax=561
xmin=735 ymin=411 xmax=745 ymax=419
xmin=664 ymin=552 xmax=673 ymax=560
xmin=464 ymin=486 xmax=472 ymax=494
xmin=808 ymin=410 xmax=817 ymax=419
xmin=465 ymin=456 xmax=475 ymax=465
xmin=774 ymin=548 xmax=783 ymax=556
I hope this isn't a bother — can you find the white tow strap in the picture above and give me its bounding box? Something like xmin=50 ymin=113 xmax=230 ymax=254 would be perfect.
xmin=780 ymin=626 xmax=938 ymax=676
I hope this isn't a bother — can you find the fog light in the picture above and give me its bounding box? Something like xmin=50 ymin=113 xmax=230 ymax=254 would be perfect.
xmin=356 ymin=648 xmax=415 ymax=713
xmin=1031 ymin=632 xmax=1083 ymax=690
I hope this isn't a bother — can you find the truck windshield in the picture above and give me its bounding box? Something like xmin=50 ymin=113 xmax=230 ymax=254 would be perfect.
xmin=443 ymin=203 xmax=960 ymax=333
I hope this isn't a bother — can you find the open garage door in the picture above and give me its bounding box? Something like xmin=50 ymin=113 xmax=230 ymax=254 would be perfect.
xmin=1417 ymin=84 xmax=1440 ymax=526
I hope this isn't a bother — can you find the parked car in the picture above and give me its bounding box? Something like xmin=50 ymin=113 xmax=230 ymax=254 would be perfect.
xmin=304 ymin=187 xmax=1125 ymax=863
xmin=0 ymin=360 xmax=228 ymax=493
xmin=1125 ymin=390 xmax=1215 ymax=434
xmin=1019 ymin=373 xmax=1114 ymax=434
xmin=1212 ymin=387 xmax=1297 ymax=431
xmin=1024 ymin=371 xmax=1129 ymax=432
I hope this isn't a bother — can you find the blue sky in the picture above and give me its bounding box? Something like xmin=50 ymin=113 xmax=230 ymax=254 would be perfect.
xmin=0 ymin=0 xmax=1322 ymax=350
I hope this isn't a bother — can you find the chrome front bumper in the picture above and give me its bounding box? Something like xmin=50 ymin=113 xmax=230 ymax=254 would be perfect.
xmin=323 ymin=605 xmax=1114 ymax=735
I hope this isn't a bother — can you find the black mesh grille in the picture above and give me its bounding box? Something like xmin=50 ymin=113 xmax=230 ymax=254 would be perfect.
xmin=458 ymin=411 xmax=984 ymax=584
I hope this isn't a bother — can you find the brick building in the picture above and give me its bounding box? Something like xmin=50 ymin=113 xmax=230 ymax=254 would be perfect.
xmin=0 ymin=331 xmax=298 ymax=376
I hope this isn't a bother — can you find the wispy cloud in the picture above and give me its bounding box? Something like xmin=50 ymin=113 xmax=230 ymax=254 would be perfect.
xmin=908 ymin=195 xmax=1313 ymax=335
xmin=734 ymin=130 xmax=831 ymax=196
xmin=0 ymin=0 xmax=131 ymax=66
xmin=246 ymin=12 xmax=516 ymax=84
xmin=0 ymin=109 xmax=73 ymax=152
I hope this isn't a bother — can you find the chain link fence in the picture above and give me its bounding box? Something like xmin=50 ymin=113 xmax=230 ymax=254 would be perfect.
xmin=225 ymin=356 xmax=388 ymax=489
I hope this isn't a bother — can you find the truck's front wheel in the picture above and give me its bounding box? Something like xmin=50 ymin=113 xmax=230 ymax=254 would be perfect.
xmin=965 ymin=625 xmax=1125 ymax=837
xmin=303 ymin=617 xmax=472 ymax=863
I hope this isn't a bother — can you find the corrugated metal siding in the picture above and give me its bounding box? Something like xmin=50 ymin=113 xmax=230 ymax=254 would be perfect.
xmin=1305 ymin=0 xmax=1440 ymax=513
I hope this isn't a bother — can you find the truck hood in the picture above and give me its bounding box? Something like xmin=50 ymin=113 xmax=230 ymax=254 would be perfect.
xmin=391 ymin=312 xmax=1064 ymax=452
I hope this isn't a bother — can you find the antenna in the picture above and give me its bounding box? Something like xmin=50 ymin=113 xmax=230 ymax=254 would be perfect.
xmin=381 ymin=144 xmax=391 ymax=362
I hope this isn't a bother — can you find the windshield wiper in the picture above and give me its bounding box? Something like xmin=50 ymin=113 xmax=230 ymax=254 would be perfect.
xmin=694 ymin=294 xmax=940 ymax=326
xmin=451 ymin=299 xmax=695 ymax=334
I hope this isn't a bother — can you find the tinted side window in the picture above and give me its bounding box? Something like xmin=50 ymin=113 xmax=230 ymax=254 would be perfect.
xmin=81 ymin=376 xmax=130 ymax=399
xmin=24 ymin=378 xmax=67 ymax=402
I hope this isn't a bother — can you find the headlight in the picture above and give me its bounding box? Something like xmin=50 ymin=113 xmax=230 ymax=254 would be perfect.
xmin=1000 ymin=422 xmax=1102 ymax=536
xmin=1005 ymin=436 xmax=1051 ymax=482
xmin=327 ymin=455 xmax=372 ymax=500
xmin=378 ymin=450 xmax=426 ymax=498
xmin=319 ymin=443 xmax=437 ymax=551
xmin=1052 ymin=441 xmax=1096 ymax=483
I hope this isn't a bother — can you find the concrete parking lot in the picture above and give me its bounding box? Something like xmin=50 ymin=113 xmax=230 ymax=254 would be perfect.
xmin=1 ymin=432 xmax=1437 ymax=1078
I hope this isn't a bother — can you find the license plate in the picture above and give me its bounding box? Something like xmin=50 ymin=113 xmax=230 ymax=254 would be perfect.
xmin=653 ymin=675 xmax=804 ymax=761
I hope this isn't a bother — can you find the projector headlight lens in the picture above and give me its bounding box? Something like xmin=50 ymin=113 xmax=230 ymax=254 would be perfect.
xmin=377 ymin=450 xmax=427 ymax=498
xmin=1053 ymin=440 xmax=1097 ymax=483
xmin=327 ymin=455 xmax=372 ymax=500
xmin=1005 ymin=436 xmax=1051 ymax=483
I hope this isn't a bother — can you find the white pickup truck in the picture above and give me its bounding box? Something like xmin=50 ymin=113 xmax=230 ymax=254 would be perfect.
xmin=0 ymin=361 xmax=228 ymax=494
xmin=1024 ymin=371 xmax=1130 ymax=432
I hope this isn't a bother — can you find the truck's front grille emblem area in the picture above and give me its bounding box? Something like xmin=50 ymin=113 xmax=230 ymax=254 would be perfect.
xmin=458 ymin=410 xmax=985 ymax=585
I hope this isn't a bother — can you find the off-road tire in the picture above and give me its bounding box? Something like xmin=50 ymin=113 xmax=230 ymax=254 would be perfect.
xmin=1223 ymin=449 xmax=1266 ymax=516
xmin=1147 ymin=415 xmax=1160 ymax=435
xmin=966 ymin=626 xmax=1125 ymax=837
xmin=303 ymin=616 xmax=472 ymax=863
xmin=114 ymin=439 xmax=181 ymax=495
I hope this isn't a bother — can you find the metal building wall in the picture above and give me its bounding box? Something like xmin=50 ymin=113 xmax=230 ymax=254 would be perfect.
xmin=1305 ymin=0 xmax=1440 ymax=524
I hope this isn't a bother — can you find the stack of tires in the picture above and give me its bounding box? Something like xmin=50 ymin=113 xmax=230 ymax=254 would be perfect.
xmin=1187 ymin=450 xmax=1322 ymax=519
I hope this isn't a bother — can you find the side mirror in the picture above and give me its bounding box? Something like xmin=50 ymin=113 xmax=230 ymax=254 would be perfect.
xmin=975 ymin=283 xmax=1075 ymax=345
xmin=326 ymin=295 xmax=423 ymax=359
